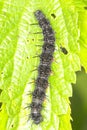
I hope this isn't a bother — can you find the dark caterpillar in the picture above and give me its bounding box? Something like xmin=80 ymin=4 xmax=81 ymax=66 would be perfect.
xmin=30 ymin=10 xmax=55 ymax=124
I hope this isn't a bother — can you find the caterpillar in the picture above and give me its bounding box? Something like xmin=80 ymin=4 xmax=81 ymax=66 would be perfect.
xmin=29 ymin=10 xmax=55 ymax=124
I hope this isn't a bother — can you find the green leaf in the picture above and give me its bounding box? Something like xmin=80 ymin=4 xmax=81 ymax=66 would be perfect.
xmin=0 ymin=0 xmax=86 ymax=130
xmin=78 ymin=10 xmax=87 ymax=72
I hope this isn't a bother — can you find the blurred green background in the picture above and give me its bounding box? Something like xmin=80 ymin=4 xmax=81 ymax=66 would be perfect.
xmin=70 ymin=67 xmax=87 ymax=130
